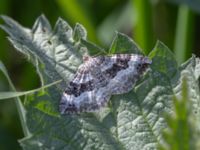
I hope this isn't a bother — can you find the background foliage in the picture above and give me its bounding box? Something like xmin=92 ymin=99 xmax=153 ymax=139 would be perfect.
xmin=0 ymin=0 xmax=200 ymax=149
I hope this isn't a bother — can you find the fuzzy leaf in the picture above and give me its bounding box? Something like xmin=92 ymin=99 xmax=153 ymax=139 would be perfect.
xmin=1 ymin=16 xmax=200 ymax=150
xmin=158 ymin=77 xmax=200 ymax=150
xmin=109 ymin=32 xmax=143 ymax=54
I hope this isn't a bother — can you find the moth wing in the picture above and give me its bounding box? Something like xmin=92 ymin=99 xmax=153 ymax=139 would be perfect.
xmin=59 ymin=54 xmax=151 ymax=114
xmin=60 ymin=64 xmax=111 ymax=114
xmin=98 ymin=54 xmax=151 ymax=94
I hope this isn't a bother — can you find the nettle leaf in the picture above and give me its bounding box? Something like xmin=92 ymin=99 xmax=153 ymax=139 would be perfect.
xmin=1 ymin=16 xmax=200 ymax=150
xmin=109 ymin=32 xmax=143 ymax=54
xmin=1 ymin=15 xmax=86 ymax=87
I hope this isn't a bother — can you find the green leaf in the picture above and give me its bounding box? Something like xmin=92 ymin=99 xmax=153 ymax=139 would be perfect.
xmin=149 ymin=41 xmax=178 ymax=79
xmin=158 ymin=77 xmax=200 ymax=150
xmin=80 ymin=38 xmax=107 ymax=55
xmin=73 ymin=23 xmax=87 ymax=42
xmin=109 ymin=32 xmax=143 ymax=54
xmin=1 ymin=15 xmax=200 ymax=150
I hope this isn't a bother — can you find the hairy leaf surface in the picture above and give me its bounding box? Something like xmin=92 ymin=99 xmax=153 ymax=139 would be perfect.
xmin=1 ymin=16 xmax=200 ymax=150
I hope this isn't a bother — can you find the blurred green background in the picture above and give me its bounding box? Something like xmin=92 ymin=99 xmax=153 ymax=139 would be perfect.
xmin=0 ymin=0 xmax=200 ymax=149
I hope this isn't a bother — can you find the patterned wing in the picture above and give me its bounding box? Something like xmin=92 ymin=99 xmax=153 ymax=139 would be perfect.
xmin=59 ymin=59 xmax=112 ymax=114
xmin=59 ymin=54 xmax=151 ymax=114
xmin=99 ymin=54 xmax=151 ymax=94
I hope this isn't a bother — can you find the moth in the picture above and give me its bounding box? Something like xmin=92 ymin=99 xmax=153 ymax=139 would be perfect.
xmin=59 ymin=54 xmax=151 ymax=114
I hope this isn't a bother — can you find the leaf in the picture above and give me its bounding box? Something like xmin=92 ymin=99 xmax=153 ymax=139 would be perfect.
xmin=158 ymin=78 xmax=200 ymax=150
xmin=0 ymin=15 xmax=84 ymax=88
xmin=1 ymin=15 xmax=200 ymax=150
xmin=149 ymin=40 xmax=178 ymax=79
xmin=109 ymin=32 xmax=143 ymax=54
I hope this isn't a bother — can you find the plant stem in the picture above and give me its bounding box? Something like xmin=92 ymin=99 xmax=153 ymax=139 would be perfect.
xmin=174 ymin=4 xmax=194 ymax=64
xmin=14 ymin=98 xmax=30 ymax=137
xmin=132 ymin=0 xmax=154 ymax=54
xmin=0 ymin=62 xmax=30 ymax=136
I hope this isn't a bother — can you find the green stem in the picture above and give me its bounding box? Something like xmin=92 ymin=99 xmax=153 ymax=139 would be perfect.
xmin=14 ymin=98 xmax=30 ymax=137
xmin=174 ymin=5 xmax=194 ymax=64
xmin=0 ymin=62 xmax=30 ymax=136
xmin=132 ymin=0 xmax=153 ymax=54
